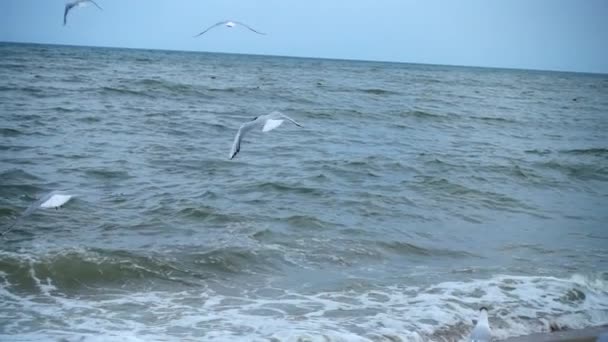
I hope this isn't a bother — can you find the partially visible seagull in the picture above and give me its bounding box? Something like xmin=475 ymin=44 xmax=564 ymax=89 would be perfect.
xmin=64 ymin=0 xmax=102 ymax=26
xmin=194 ymin=20 xmax=266 ymax=37
xmin=229 ymin=111 xmax=302 ymax=160
xmin=470 ymin=307 xmax=492 ymax=342
xmin=1 ymin=191 xmax=74 ymax=237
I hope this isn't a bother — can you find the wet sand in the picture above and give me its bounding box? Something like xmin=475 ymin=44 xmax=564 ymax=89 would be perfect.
xmin=501 ymin=325 xmax=608 ymax=342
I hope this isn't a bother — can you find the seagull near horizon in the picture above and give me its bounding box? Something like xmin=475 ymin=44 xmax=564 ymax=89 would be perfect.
xmin=1 ymin=191 xmax=74 ymax=237
xmin=194 ymin=20 xmax=266 ymax=37
xmin=229 ymin=111 xmax=302 ymax=159
xmin=469 ymin=307 xmax=492 ymax=342
xmin=64 ymin=0 xmax=102 ymax=26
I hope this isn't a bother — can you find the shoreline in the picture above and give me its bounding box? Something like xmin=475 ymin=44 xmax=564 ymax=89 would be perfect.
xmin=500 ymin=325 xmax=608 ymax=342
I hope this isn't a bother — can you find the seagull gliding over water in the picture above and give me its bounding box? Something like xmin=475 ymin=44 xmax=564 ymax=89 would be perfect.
xmin=1 ymin=191 xmax=74 ymax=237
xmin=64 ymin=0 xmax=103 ymax=26
xmin=229 ymin=111 xmax=302 ymax=159
xmin=194 ymin=20 xmax=266 ymax=37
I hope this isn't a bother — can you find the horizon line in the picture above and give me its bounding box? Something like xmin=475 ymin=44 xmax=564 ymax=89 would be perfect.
xmin=1 ymin=39 xmax=606 ymax=76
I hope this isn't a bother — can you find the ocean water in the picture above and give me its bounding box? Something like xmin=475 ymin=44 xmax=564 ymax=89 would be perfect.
xmin=0 ymin=42 xmax=607 ymax=341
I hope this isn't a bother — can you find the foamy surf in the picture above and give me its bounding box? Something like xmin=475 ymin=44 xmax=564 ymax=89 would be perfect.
xmin=0 ymin=252 xmax=606 ymax=342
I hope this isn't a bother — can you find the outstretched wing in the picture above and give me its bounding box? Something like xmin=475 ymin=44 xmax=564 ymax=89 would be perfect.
xmin=86 ymin=0 xmax=103 ymax=10
xmin=233 ymin=21 xmax=266 ymax=35
xmin=229 ymin=120 xmax=257 ymax=159
xmin=194 ymin=21 xmax=228 ymax=37
xmin=271 ymin=111 xmax=302 ymax=127
xmin=64 ymin=3 xmax=75 ymax=25
xmin=40 ymin=194 xmax=73 ymax=208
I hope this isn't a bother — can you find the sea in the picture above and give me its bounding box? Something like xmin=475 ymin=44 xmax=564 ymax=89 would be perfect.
xmin=1 ymin=42 xmax=607 ymax=341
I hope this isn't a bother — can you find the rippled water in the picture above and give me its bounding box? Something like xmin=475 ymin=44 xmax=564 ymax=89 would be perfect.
xmin=1 ymin=42 xmax=607 ymax=341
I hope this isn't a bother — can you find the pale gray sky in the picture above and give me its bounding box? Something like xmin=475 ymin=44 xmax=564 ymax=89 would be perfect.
xmin=1 ymin=0 xmax=607 ymax=73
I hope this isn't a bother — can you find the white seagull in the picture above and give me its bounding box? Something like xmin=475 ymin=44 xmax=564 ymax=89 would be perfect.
xmin=469 ymin=307 xmax=492 ymax=342
xmin=229 ymin=111 xmax=303 ymax=159
xmin=1 ymin=191 xmax=74 ymax=237
xmin=64 ymin=0 xmax=103 ymax=26
xmin=194 ymin=20 xmax=266 ymax=37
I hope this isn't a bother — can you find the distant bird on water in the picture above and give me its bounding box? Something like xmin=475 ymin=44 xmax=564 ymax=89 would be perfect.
xmin=469 ymin=307 xmax=492 ymax=342
xmin=64 ymin=0 xmax=102 ymax=26
xmin=229 ymin=111 xmax=302 ymax=160
xmin=1 ymin=191 xmax=74 ymax=237
xmin=194 ymin=20 xmax=266 ymax=37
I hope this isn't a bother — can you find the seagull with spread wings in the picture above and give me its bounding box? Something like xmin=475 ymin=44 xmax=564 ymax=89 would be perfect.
xmin=195 ymin=20 xmax=266 ymax=37
xmin=64 ymin=0 xmax=102 ymax=26
xmin=229 ymin=111 xmax=302 ymax=160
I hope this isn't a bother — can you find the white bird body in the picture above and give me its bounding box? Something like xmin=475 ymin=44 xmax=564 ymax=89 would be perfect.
xmin=229 ymin=111 xmax=302 ymax=159
xmin=64 ymin=0 xmax=102 ymax=26
xmin=470 ymin=307 xmax=492 ymax=342
xmin=194 ymin=20 xmax=266 ymax=37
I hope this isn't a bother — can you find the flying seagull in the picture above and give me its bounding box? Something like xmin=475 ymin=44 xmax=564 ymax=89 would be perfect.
xmin=194 ymin=20 xmax=266 ymax=37
xmin=1 ymin=191 xmax=74 ymax=237
xmin=469 ymin=307 xmax=492 ymax=342
xmin=64 ymin=0 xmax=103 ymax=26
xmin=229 ymin=111 xmax=302 ymax=159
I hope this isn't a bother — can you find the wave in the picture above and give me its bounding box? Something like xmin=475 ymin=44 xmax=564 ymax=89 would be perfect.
xmin=284 ymin=214 xmax=335 ymax=230
xmin=468 ymin=115 xmax=518 ymax=124
xmin=357 ymin=88 xmax=401 ymax=96
xmin=560 ymin=148 xmax=608 ymax=157
xmin=239 ymin=181 xmax=328 ymax=197
xmin=100 ymin=86 xmax=154 ymax=98
xmin=177 ymin=206 xmax=235 ymax=224
xmin=395 ymin=109 xmax=449 ymax=122
xmin=0 ymin=249 xmax=194 ymax=291
xmin=377 ymin=240 xmax=478 ymax=258
xmin=410 ymin=176 xmax=536 ymax=213
xmin=0 ymin=169 xmax=40 ymax=182
xmin=0 ymin=128 xmax=23 ymax=137
xmin=525 ymin=149 xmax=552 ymax=156
xmin=536 ymin=160 xmax=608 ymax=181
xmin=2 ymin=271 xmax=605 ymax=341
xmin=84 ymin=168 xmax=132 ymax=180
xmin=0 ymin=63 xmax=27 ymax=71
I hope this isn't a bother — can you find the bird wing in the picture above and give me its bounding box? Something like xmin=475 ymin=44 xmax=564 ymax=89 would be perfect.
xmin=1 ymin=194 xmax=42 ymax=237
xmin=233 ymin=21 xmax=266 ymax=35
xmin=194 ymin=21 xmax=229 ymax=37
xmin=64 ymin=3 xmax=75 ymax=25
xmin=40 ymin=194 xmax=73 ymax=208
xmin=275 ymin=112 xmax=303 ymax=127
xmin=262 ymin=119 xmax=284 ymax=132
xmin=229 ymin=120 xmax=258 ymax=159
xmin=86 ymin=0 xmax=103 ymax=10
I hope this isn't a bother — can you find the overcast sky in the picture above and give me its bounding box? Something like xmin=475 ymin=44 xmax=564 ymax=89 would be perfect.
xmin=1 ymin=0 xmax=607 ymax=73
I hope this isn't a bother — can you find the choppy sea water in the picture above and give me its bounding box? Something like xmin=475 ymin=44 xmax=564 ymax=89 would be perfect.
xmin=0 ymin=42 xmax=607 ymax=341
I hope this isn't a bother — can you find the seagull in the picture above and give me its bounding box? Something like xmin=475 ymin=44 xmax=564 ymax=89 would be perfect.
xmin=194 ymin=20 xmax=266 ymax=37
xmin=469 ymin=307 xmax=492 ymax=342
xmin=64 ymin=0 xmax=103 ymax=26
xmin=229 ymin=111 xmax=302 ymax=159
xmin=1 ymin=191 xmax=74 ymax=237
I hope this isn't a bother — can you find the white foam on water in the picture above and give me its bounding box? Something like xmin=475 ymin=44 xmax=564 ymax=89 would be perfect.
xmin=1 ymin=260 xmax=607 ymax=342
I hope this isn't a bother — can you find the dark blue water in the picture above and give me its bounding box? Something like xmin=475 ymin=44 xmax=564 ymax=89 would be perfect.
xmin=1 ymin=42 xmax=607 ymax=341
